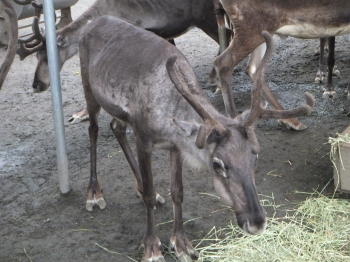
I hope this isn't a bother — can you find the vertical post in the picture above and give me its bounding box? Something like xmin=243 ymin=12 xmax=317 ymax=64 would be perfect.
xmin=43 ymin=0 xmax=70 ymax=194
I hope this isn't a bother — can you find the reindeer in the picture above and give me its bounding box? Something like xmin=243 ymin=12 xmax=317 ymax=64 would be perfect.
xmin=213 ymin=0 xmax=350 ymax=131
xmin=0 ymin=0 xmax=18 ymax=89
xmin=16 ymin=0 xmax=231 ymax=122
xmin=79 ymin=15 xmax=314 ymax=261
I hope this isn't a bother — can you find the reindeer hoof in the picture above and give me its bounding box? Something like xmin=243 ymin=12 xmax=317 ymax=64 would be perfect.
xmin=315 ymin=74 xmax=325 ymax=84
xmin=315 ymin=76 xmax=324 ymax=84
xmin=86 ymin=202 xmax=94 ymax=212
xmin=156 ymin=192 xmax=165 ymax=204
xmin=68 ymin=115 xmax=89 ymax=124
xmin=68 ymin=108 xmax=90 ymax=124
xmin=139 ymin=239 xmax=165 ymax=262
xmin=333 ymin=69 xmax=341 ymax=78
xmin=322 ymin=91 xmax=338 ymax=99
xmin=86 ymin=197 xmax=106 ymax=211
xmin=168 ymin=235 xmax=199 ymax=262
xmin=277 ymin=120 xmax=307 ymax=131
xmin=98 ymin=198 xmax=106 ymax=209
xmin=136 ymin=190 xmax=165 ymax=205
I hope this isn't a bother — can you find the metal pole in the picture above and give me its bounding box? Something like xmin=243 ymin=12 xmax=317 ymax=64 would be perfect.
xmin=43 ymin=0 xmax=70 ymax=194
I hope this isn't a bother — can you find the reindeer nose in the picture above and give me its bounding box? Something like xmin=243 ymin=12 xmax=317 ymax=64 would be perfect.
xmin=237 ymin=207 xmax=267 ymax=235
xmin=243 ymin=217 xmax=267 ymax=235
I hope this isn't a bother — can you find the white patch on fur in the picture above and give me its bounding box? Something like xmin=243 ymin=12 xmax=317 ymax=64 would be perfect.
xmin=276 ymin=24 xmax=350 ymax=38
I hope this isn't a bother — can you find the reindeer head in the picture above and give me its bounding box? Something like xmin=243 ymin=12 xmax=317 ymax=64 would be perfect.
xmin=16 ymin=16 xmax=69 ymax=92
xmin=166 ymin=31 xmax=314 ymax=234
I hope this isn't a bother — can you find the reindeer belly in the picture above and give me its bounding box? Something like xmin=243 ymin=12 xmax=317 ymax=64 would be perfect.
xmin=276 ymin=23 xmax=350 ymax=38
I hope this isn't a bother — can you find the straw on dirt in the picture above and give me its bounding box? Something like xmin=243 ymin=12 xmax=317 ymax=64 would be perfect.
xmin=197 ymin=193 xmax=350 ymax=262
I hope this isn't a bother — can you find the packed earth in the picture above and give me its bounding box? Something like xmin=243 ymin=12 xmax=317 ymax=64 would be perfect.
xmin=1 ymin=1 xmax=350 ymax=261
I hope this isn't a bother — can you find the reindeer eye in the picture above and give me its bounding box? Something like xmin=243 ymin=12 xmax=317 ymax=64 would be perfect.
xmin=212 ymin=157 xmax=227 ymax=177
xmin=213 ymin=161 xmax=221 ymax=170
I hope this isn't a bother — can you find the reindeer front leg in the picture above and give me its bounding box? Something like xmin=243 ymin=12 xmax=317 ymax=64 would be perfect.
xmin=169 ymin=150 xmax=199 ymax=262
xmin=110 ymin=118 xmax=165 ymax=204
xmin=136 ymin=139 xmax=165 ymax=262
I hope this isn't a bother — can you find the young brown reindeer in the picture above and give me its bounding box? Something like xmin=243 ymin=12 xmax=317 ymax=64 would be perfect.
xmin=214 ymin=0 xmax=350 ymax=130
xmin=79 ymin=16 xmax=314 ymax=261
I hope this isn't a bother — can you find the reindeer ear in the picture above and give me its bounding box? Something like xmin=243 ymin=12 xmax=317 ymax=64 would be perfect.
xmin=57 ymin=35 xmax=68 ymax=47
xmin=231 ymin=110 xmax=251 ymax=127
xmin=171 ymin=117 xmax=199 ymax=137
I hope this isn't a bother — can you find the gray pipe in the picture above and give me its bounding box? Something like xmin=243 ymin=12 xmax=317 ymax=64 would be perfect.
xmin=43 ymin=0 xmax=70 ymax=194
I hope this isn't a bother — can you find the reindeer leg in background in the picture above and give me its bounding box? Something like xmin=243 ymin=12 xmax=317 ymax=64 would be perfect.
xmin=208 ymin=0 xmax=228 ymax=93
xmin=110 ymin=118 xmax=164 ymax=204
xmin=322 ymin=37 xmax=337 ymax=98
xmin=0 ymin=0 xmax=18 ymax=89
xmin=214 ymin=36 xmax=252 ymax=117
xmin=55 ymin=7 xmax=73 ymax=29
xmin=315 ymin=38 xmax=326 ymax=84
xmin=213 ymin=0 xmax=227 ymax=54
xmin=216 ymin=31 xmax=307 ymax=130
xmin=205 ymin=49 xmax=221 ymax=92
xmin=245 ymin=31 xmax=314 ymax=153
xmin=168 ymin=150 xmax=199 ymax=262
xmin=246 ymin=42 xmax=308 ymax=130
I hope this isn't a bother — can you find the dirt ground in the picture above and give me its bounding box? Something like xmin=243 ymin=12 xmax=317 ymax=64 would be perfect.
xmin=1 ymin=2 xmax=350 ymax=262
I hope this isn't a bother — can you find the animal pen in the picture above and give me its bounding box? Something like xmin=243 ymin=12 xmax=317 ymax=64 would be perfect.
xmin=1 ymin=0 xmax=350 ymax=261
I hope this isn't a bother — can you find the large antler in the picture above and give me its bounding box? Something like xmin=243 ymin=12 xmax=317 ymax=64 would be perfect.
xmin=0 ymin=0 xmax=18 ymax=89
xmin=166 ymin=56 xmax=227 ymax=149
xmin=245 ymin=31 xmax=315 ymax=154
xmin=16 ymin=16 xmax=46 ymax=60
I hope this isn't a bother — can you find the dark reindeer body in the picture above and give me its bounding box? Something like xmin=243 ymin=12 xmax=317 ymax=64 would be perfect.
xmin=18 ymin=0 xmax=229 ymax=93
xmin=79 ymin=16 xmax=314 ymax=261
xmin=214 ymin=0 xmax=350 ymax=130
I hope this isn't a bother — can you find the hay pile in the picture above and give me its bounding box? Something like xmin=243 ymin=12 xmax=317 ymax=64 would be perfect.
xmin=197 ymin=194 xmax=350 ymax=262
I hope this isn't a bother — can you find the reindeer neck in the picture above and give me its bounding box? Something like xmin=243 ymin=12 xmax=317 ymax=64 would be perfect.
xmin=56 ymin=1 xmax=108 ymax=58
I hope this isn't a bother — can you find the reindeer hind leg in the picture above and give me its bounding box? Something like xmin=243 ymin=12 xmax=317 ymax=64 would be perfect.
xmin=85 ymin=100 xmax=105 ymax=211
xmin=80 ymin=51 xmax=106 ymax=211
